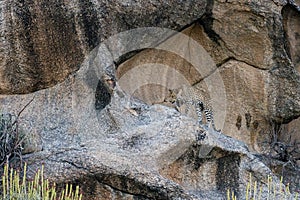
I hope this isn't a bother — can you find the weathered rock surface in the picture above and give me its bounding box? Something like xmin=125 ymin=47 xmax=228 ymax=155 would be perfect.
xmin=283 ymin=2 xmax=300 ymax=72
xmin=0 ymin=73 xmax=287 ymax=199
xmin=0 ymin=0 xmax=206 ymax=94
xmin=117 ymin=0 xmax=300 ymax=151
xmin=1 ymin=0 xmax=300 ymax=199
xmin=0 ymin=42 xmax=297 ymax=199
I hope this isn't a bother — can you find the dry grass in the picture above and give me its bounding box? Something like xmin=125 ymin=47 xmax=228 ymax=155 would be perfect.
xmin=227 ymin=173 xmax=299 ymax=200
xmin=1 ymin=163 xmax=82 ymax=200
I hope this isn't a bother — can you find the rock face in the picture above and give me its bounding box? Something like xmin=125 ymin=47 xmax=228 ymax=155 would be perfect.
xmin=117 ymin=0 xmax=300 ymax=151
xmin=1 ymin=0 xmax=300 ymax=199
xmin=0 ymin=71 xmax=288 ymax=199
xmin=283 ymin=3 xmax=300 ymax=72
xmin=0 ymin=0 xmax=206 ymax=94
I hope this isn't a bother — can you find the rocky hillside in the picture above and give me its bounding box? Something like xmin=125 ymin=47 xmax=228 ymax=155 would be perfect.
xmin=0 ymin=0 xmax=300 ymax=199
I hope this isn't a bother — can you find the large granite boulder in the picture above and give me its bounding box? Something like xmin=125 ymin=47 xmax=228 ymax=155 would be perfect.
xmin=0 ymin=0 xmax=206 ymax=94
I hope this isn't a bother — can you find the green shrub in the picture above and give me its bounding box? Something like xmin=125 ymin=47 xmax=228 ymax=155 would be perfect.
xmin=1 ymin=163 xmax=82 ymax=200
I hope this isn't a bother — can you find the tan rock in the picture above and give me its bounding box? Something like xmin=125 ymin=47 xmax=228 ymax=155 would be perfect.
xmin=216 ymin=60 xmax=269 ymax=150
xmin=117 ymin=7 xmax=300 ymax=152
xmin=212 ymin=0 xmax=278 ymax=69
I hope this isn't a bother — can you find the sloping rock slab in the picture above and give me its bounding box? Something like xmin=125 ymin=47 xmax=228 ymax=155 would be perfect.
xmin=0 ymin=74 xmax=289 ymax=199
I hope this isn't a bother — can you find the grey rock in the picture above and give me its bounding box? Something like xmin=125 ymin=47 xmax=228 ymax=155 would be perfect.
xmin=0 ymin=0 xmax=207 ymax=94
xmin=1 ymin=0 xmax=300 ymax=199
xmin=0 ymin=42 xmax=295 ymax=199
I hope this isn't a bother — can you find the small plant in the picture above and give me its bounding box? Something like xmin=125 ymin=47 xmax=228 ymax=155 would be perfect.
xmin=0 ymin=98 xmax=35 ymax=169
xmin=227 ymin=174 xmax=299 ymax=200
xmin=0 ymin=113 xmax=23 ymax=169
xmin=260 ymin=121 xmax=300 ymax=172
xmin=1 ymin=163 xmax=82 ymax=200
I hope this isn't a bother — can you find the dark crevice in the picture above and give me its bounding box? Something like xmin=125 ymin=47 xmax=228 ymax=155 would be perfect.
xmin=159 ymin=142 xmax=242 ymax=198
xmin=216 ymin=153 xmax=241 ymax=198
xmin=217 ymin=56 xmax=268 ymax=71
xmin=94 ymin=173 xmax=175 ymax=200
xmin=59 ymin=159 xmax=90 ymax=172
xmin=198 ymin=0 xmax=222 ymax=45
xmin=192 ymin=56 xmax=265 ymax=86
xmin=191 ymin=62 xmax=221 ymax=86
xmin=177 ymin=17 xmax=204 ymax=34
xmin=216 ymin=57 xmax=235 ymax=68
xmin=233 ymin=57 xmax=268 ymax=70
xmin=54 ymin=169 xmax=151 ymax=199
xmin=114 ymin=49 xmax=146 ymax=68
xmin=95 ymin=80 xmax=112 ymax=111
xmin=94 ymin=176 xmax=151 ymax=200
xmin=267 ymin=13 xmax=291 ymax=71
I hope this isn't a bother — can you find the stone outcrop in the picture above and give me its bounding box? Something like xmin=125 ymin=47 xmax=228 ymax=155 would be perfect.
xmin=283 ymin=2 xmax=300 ymax=72
xmin=117 ymin=0 xmax=300 ymax=152
xmin=0 ymin=0 xmax=300 ymax=199
xmin=0 ymin=70 xmax=289 ymax=199
xmin=0 ymin=0 xmax=206 ymax=94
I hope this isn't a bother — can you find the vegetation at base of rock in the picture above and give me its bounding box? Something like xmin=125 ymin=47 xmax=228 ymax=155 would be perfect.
xmin=0 ymin=100 xmax=82 ymax=200
xmin=263 ymin=122 xmax=300 ymax=166
xmin=0 ymin=98 xmax=35 ymax=169
xmin=1 ymin=163 xmax=82 ymax=200
xmin=227 ymin=174 xmax=299 ymax=200
xmin=0 ymin=113 xmax=24 ymax=169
